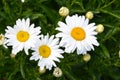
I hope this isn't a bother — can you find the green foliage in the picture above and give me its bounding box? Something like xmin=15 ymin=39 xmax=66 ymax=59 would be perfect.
xmin=0 ymin=0 xmax=120 ymax=80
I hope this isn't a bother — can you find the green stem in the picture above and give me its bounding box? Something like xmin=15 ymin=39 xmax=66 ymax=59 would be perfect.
xmin=20 ymin=53 xmax=26 ymax=79
xmin=101 ymin=0 xmax=116 ymax=9
xmin=71 ymin=0 xmax=76 ymax=6
xmin=100 ymin=9 xmax=120 ymax=19
xmin=18 ymin=1 xmax=23 ymax=17
xmin=8 ymin=70 xmax=18 ymax=80
xmin=63 ymin=69 xmax=77 ymax=80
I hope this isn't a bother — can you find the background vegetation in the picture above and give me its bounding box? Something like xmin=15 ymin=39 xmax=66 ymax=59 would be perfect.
xmin=0 ymin=0 xmax=120 ymax=80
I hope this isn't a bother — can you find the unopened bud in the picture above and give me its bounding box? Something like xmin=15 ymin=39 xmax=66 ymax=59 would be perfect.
xmin=85 ymin=11 xmax=94 ymax=19
xmin=96 ymin=24 xmax=104 ymax=33
xmin=10 ymin=54 xmax=16 ymax=58
xmin=53 ymin=67 xmax=62 ymax=77
xmin=59 ymin=7 xmax=69 ymax=17
xmin=83 ymin=53 xmax=91 ymax=62
xmin=0 ymin=34 xmax=5 ymax=45
xmin=119 ymin=50 xmax=120 ymax=58
xmin=38 ymin=67 xmax=46 ymax=74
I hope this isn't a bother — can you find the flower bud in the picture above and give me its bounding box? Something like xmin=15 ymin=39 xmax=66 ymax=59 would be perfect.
xmin=53 ymin=67 xmax=62 ymax=77
xmin=10 ymin=54 xmax=16 ymax=58
xmin=96 ymin=24 xmax=104 ymax=33
xmin=85 ymin=11 xmax=94 ymax=19
xmin=38 ymin=67 xmax=46 ymax=74
xmin=0 ymin=34 xmax=5 ymax=45
xmin=83 ymin=53 xmax=91 ymax=62
xmin=59 ymin=7 xmax=69 ymax=17
xmin=119 ymin=50 xmax=120 ymax=58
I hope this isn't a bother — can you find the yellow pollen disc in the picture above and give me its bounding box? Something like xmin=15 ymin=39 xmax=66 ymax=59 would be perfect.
xmin=17 ymin=31 xmax=30 ymax=42
xmin=71 ymin=27 xmax=86 ymax=41
xmin=39 ymin=45 xmax=51 ymax=58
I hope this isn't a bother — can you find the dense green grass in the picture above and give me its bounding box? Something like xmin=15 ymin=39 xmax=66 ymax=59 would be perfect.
xmin=0 ymin=0 xmax=120 ymax=80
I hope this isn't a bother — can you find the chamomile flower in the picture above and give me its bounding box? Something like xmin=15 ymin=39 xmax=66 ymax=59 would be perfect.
xmin=30 ymin=34 xmax=64 ymax=70
xmin=56 ymin=14 xmax=99 ymax=55
xmin=5 ymin=18 xmax=41 ymax=55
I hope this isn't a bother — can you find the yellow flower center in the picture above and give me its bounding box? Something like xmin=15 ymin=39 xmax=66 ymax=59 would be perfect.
xmin=17 ymin=31 xmax=30 ymax=42
xmin=71 ymin=27 xmax=86 ymax=41
xmin=39 ymin=45 xmax=51 ymax=58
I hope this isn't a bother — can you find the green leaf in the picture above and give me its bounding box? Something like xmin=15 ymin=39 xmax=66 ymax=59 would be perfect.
xmin=40 ymin=5 xmax=59 ymax=24
xmin=20 ymin=54 xmax=26 ymax=79
xmin=101 ymin=26 xmax=120 ymax=42
xmin=100 ymin=44 xmax=110 ymax=58
xmin=63 ymin=68 xmax=77 ymax=80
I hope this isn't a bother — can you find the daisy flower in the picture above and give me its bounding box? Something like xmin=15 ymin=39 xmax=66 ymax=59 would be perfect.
xmin=56 ymin=14 xmax=99 ymax=55
xmin=5 ymin=18 xmax=41 ymax=55
xmin=30 ymin=34 xmax=64 ymax=70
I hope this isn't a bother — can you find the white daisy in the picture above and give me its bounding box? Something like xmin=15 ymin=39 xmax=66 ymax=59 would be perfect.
xmin=5 ymin=18 xmax=41 ymax=55
xmin=56 ymin=14 xmax=99 ymax=55
xmin=30 ymin=34 xmax=64 ymax=70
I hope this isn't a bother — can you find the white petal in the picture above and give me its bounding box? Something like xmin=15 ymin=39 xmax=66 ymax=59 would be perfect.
xmin=82 ymin=18 xmax=89 ymax=27
xmin=26 ymin=18 xmax=30 ymax=27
